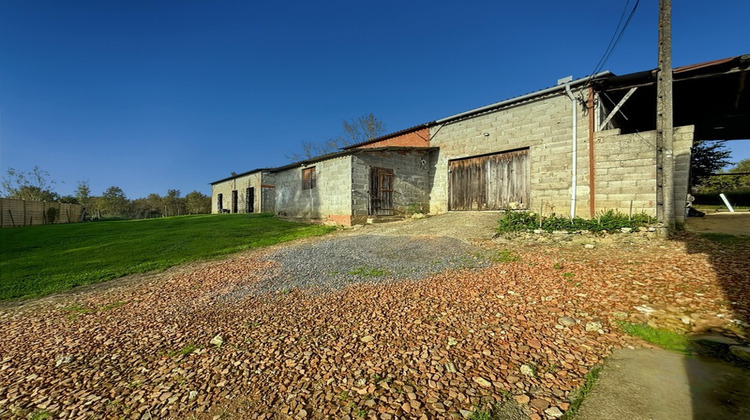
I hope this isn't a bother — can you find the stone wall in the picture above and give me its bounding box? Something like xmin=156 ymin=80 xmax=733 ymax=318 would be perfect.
xmin=351 ymin=150 xmax=433 ymax=221
xmin=211 ymin=172 xmax=264 ymax=214
xmin=272 ymin=156 xmax=352 ymax=223
xmin=429 ymin=89 xmax=591 ymax=216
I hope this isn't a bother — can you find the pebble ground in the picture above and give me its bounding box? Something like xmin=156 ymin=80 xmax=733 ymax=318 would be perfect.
xmin=0 ymin=217 xmax=747 ymax=420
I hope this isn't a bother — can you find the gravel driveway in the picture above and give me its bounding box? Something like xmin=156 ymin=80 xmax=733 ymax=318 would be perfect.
xmin=1 ymin=213 xmax=747 ymax=419
xmin=232 ymin=212 xmax=502 ymax=296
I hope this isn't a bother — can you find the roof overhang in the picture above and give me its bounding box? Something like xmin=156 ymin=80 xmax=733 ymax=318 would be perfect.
xmin=593 ymin=54 xmax=750 ymax=140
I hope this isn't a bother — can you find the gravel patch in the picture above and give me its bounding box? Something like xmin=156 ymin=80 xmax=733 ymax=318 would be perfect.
xmin=243 ymin=234 xmax=490 ymax=296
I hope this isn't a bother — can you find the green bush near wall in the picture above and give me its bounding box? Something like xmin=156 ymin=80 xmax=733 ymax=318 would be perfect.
xmin=497 ymin=210 xmax=653 ymax=234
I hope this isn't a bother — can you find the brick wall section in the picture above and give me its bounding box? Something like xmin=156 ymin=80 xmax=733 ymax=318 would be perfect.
xmin=594 ymin=125 xmax=693 ymax=222
xmin=429 ymin=90 xmax=591 ymax=216
xmin=272 ymin=156 xmax=352 ymax=223
xmin=354 ymin=128 xmax=430 ymax=149
xmin=211 ymin=172 xmax=264 ymax=214
xmin=352 ymin=150 xmax=433 ymax=220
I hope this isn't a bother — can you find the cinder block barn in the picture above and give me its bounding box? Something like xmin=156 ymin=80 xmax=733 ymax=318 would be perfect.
xmin=211 ymin=55 xmax=749 ymax=226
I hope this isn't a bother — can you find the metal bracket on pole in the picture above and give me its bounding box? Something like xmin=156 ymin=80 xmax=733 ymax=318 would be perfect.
xmin=598 ymin=87 xmax=638 ymax=131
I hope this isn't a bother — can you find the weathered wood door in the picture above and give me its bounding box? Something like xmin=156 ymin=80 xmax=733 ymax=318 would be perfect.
xmin=449 ymin=149 xmax=529 ymax=210
xmin=246 ymin=187 xmax=255 ymax=213
xmin=370 ymin=167 xmax=394 ymax=216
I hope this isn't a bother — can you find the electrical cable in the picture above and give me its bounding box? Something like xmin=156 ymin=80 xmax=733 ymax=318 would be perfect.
xmin=584 ymin=0 xmax=641 ymax=83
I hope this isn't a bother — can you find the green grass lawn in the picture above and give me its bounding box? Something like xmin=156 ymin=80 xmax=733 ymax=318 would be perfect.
xmin=0 ymin=213 xmax=335 ymax=301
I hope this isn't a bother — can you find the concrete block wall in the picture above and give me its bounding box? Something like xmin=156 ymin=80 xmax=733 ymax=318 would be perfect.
xmin=272 ymin=156 xmax=352 ymax=222
xmin=593 ymin=125 xmax=694 ymax=221
xmin=429 ymin=89 xmax=591 ymax=216
xmin=211 ymin=172 xmax=263 ymax=214
xmin=594 ymin=129 xmax=656 ymax=216
xmin=352 ymin=150 xmax=433 ymax=219
xmin=673 ymin=126 xmax=695 ymax=224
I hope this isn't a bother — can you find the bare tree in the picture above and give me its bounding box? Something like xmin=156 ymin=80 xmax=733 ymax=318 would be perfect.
xmin=287 ymin=113 xmax=386 ymax=161
xmin=1 ymin=166 xmax=58 ymax=201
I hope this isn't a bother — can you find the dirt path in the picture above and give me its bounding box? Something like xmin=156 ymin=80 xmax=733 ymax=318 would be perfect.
xmin=0 ymin=214 xmax=748 ymax=419
xmin=577 ymin=348 xmax=750 ymax=420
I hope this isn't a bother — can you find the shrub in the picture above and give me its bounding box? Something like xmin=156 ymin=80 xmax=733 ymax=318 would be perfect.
xmin=497 ymin=210 xmax=652 ymax=234
xmin=45 ymin=207 xmax=59 ymax=224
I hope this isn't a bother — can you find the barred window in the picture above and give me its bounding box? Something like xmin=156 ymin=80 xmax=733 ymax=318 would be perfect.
xmin=302 ymin=167 xmax=316 ymax=190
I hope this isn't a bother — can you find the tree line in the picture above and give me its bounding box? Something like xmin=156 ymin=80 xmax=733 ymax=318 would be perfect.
xmin=1 ymin=167 xmax=210 ymax=219
xmin=691 ymin=140 xmax=749 ymax=193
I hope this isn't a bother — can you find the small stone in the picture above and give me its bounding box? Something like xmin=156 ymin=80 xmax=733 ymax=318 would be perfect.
xmin=620 ymin=227 xmax=632 ymax=233
xmin=188 ymin=390 xmax=198 ymax=400
xmin=584 ymin=244 xmax=595 ymax=249
xmin=544 ymin=406 xmax=564 ymax=418
xmin=210 ymin=334 xmax=224 ymax=347
xmin=729 ymin=346 xmax=750 ymax=362
xmin=401 ymin=402 xmax=411 ymax=413
xmin=447 ymin=337 xmax=458 ymax=347
xmin=460 ymin=409 xmax=473 ymax=418
xmin=530 ymin=398 xmax=549 ymax=411
xmin=520 ymin=364 xmax=535 ymax=377
xmin=514 ymin=394 xmax=530 ymax=404
xmin=55 ymin=354 xmax=73 ymax=367
xmin=611 ymin=312 xmax=628 ymax=320
xmin=472 ymin=376 xmax=492 ymax=388
xmin=558 ymin=317 xmax=576 ymax=327
xmin=361 ymin=335 xmax=374 ymax=343
xmin=585 ymin=322 xmax=602 ymax=332
xmin=445 ymin=362 xmax=457 ymax=373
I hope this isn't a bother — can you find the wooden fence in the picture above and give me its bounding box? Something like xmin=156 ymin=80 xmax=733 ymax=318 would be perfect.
xmin=0 ymin=198 xmax=84 ymax=228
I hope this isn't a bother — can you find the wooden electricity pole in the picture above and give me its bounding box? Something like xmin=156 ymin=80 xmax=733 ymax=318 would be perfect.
xmin=656 ymin=0 xmax=675 ymax=229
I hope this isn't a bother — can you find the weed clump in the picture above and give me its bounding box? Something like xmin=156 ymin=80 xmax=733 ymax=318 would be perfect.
xmin=497 ymin=210 xmax=652 ymax=234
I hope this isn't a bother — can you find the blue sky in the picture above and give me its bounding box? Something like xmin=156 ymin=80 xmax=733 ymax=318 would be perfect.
xmin=1 ymin=0 xmax=748 ymax=199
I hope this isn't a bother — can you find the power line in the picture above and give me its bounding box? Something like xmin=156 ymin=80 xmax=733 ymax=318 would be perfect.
xmin=584 ymin=0 xmax=641 ymax=82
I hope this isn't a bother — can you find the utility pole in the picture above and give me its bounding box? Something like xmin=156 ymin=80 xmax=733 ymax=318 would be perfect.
xmin=656 ymin=0 xmax=675 ymax=230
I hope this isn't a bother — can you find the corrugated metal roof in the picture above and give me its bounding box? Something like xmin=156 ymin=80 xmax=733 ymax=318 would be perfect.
xmin=674 ymin=56 xmax=738 ymax=73
xmin=268 ymin=146 xmax=437 ymax=173
xmin=211 ymin=147 xmax=438 ymax=184
xmin=435 ymin=71 xmax=614 ymax=125
xmin=210 ymin=168 xmax=274 ymax=185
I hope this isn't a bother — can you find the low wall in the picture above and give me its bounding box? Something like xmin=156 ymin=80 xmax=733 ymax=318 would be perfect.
xmin=0 ymin=198 xmax=84 ymax=228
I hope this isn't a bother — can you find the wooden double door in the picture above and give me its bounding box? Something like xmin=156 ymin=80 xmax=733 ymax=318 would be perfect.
xmin=449 ymin=149 xmax=530 ymax=211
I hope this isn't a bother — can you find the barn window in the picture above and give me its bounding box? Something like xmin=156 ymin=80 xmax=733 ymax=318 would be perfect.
xmin=302 ymin=167 xmax=316 ymax=190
